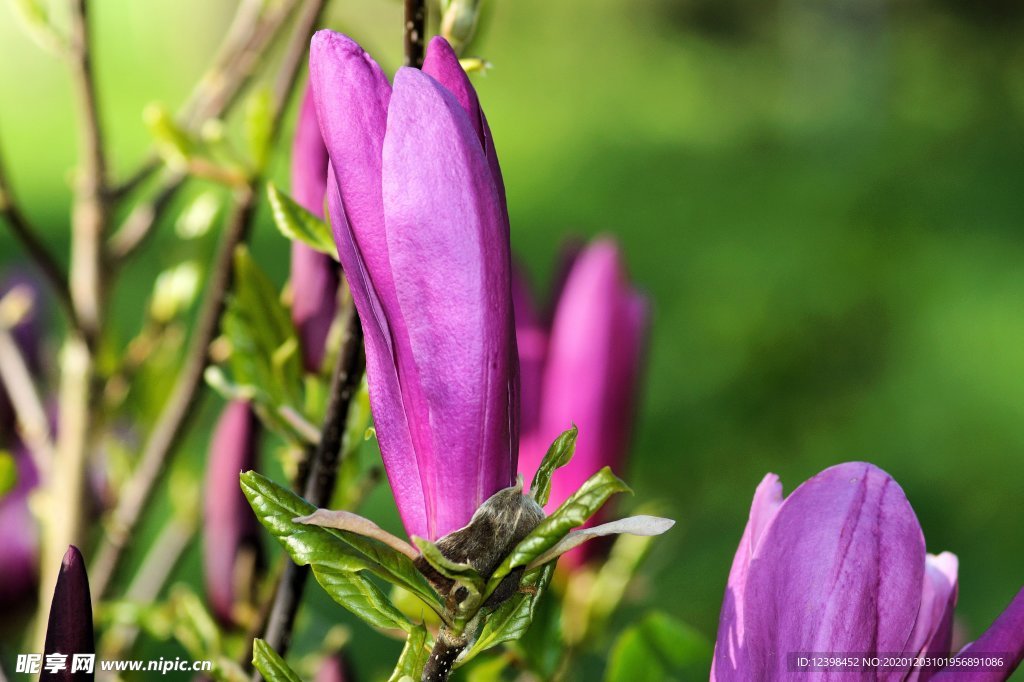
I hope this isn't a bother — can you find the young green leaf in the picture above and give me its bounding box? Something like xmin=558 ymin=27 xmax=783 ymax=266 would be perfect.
xmin=312 ymin=564 xmax=414 ymax=632
xmin=266 ymin=183 xmax=337 ymax=258
xmin=526 ymin=515 xmax=674 ymax=569
xmin=484 ymin=467 xmax=631 ymax=598
xmin=221 ymin=247 xmax=306 ymax=441
xmin=388 ymin=622 xmax=431 ymax=681
xmin=460 ymin=563 xmax=555 ymax=664
xmin=529 ymin=425 xmax=578 ymax=507
xmin=604 ymin=612 xmax=712 ymax=682
xmin=252 ymin=639 xmax=303 ymax=682
xmin=241 ymin=471 xmax=443 ymax=617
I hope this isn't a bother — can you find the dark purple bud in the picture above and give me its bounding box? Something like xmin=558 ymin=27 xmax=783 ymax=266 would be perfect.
xmin=290 ymin=85 xmax=339 ymax=372
xmin=203 ymin=401 xmax=263 ymax=626
xmin=41 ymin=545 xmax=94 ymax=681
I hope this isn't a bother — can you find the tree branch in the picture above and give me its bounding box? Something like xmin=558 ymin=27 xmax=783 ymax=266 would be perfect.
xmin=90 ymin=0 xmax=326 ymax=600
xmin=0 ymin=141 xmax=73 ymax=319
xmin=405 ymin=0 xmax=427 ymax=67
xmin=254 ymin=310 xmax=365 ymax=678
xmin=106 ymin=0 xmax=302 ymax=263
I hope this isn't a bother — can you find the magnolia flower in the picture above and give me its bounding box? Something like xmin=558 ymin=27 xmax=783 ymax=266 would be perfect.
xmin=515 ymin=240 xmax=648 ymax=517
xmin=41 ymin=545 xmax=94 ymax=681
xmin=315 ymin=653 xmax=354 ymax=682
xmin=289 ymin=85 xmax=338 ymax=372
xmin=204 ymin=400 xmax=263 ymax=626
xmin=310 ymin=32 xmax=517 ymax=542
xmin=713 ymin=462 xmax=1024 ymax=681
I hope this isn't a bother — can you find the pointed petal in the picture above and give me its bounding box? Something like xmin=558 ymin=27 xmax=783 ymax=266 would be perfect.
xmin=712 ymin=473 xmax=783 ymax=681
xmin=326 ymin=165 xmax=426 ymax=540
xmin=933 ymin=587 xmax=1024 ymax=681
xmin=42 ymin=546 xmax=94 ymax=680
xmin=422 ymin=36 xmax=485 ymax=145
xmin=906 ymin=552 xmax=958 ymax=681
xmin=382 ymin=67 xmax=516 ymax=539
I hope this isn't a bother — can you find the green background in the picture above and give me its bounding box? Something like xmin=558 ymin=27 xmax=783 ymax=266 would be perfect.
xmin=1 ymin=0 xmax=1023 ymax=678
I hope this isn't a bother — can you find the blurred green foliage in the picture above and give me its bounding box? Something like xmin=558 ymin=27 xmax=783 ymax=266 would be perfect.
xmin=2 ymin=0 xmax=1023 ymax=678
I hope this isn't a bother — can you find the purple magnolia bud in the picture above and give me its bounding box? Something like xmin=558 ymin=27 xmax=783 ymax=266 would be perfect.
xmin=0 ymin=441 xmax=40 ymax=607
xmin=516 ymin=240 xmax=649 ymax=517
xmin=290 ymin=85 xmax=339 ymax=372
xmin=712 ymin=463 xmax=1024 ymax=681
xmin=310 ymin=33 xmax=518 ymax=541
xmin=41 ymin=545 xmax=94 ymax=681
xmin=203 ymin=400 xmax=263 ymax=626
xmin=314 ymin=653 xmax=355 ymax=682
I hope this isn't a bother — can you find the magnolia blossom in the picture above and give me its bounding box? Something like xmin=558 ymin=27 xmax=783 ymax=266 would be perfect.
xmin=203 ymin=400 xmax=263 ymax=626
xmin=515 ymin=240 xmax=648 ymax=517
xmin=310 ymin=32 xmax=517 ymax=541
xmin=713 ymin=462 xmax=1024 ymax=681
xmin=289 ymin=85 xmax=338 ymax=372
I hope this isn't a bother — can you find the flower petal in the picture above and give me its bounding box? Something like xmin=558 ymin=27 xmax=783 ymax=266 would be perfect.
xmin=382 ymin=66 xmax=516 ymax=539
xmin=712 ymin=473 xmax=783 ymax=681
xmin=906 ymin=552 xmax=958 ymax=681
xmin=933 ymin=587 xmax=1024 ymax=681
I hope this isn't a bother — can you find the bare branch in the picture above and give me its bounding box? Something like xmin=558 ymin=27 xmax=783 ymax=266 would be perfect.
xmin=405 ymin=0 xmax=427 ymax=67
xmin=90 ymin=0 xmax=327 ymax=599
xmin=0 ymin=140 xmax=73 ymax=319
xmin=0 ymin=309 xmax=53 ymax=474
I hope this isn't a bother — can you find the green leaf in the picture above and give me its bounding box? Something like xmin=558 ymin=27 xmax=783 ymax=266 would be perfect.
xmin=252 ymin=639 xmax=303 ymax=682
xmin=266 ymin=183 xmax=337 ymax=257
xmin=221 ymin=247 xmax=305 ymax=441
xmin=604 ymin=612 xmax=712 ymax=682
xmin=485 ymin=467 xmax=630 ymax=597
xmin=0 ymin=450 xmax=17 ymax=499
xmin=245 ymin=87 xmax=273 ymax=171
xmin=240 ymin=471 xmax=443 ymax=625
xmin=312 ymin=564 xmax=414 ymax=632
xmin=529 ymin=426 xmax=578 ymax=506
xmin=144 ymin=103 xmax=195 ymax=169
xmin=460 ymin=563 xmax=555 ymax=664
xmin=388 ymin=622 xmax=431 ymax=681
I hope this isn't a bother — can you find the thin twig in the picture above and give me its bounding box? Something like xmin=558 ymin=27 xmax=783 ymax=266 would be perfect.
xmin=34 ymin=0 xmax=112 ymax=650
xmin=90 ymin=187 xmax=257 ymax=600
xmin=0 ymin=141 xmax=74 ymax=319
xmin=0 ymin=322 xmax=53 ymax=473
xmin=404 ymin=0 xmax=427 ymax=67
xmin=90 ymin=0 xmax=326 ymax=600
xmin=65 ymin=0 xmax=109 ymax=343
xmin=98 ymin=515 xmax=198 ymax=661
xmin=254 ymin=312 xmax=365 ymax=679
xmin=106 ymin=0 xmax=301 ymax=263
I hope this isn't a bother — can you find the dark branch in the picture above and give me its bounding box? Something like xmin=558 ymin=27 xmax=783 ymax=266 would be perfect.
xmin=90 ymin=0 xmax=328 ymax=601
xmin=254 ymin=310 xmax=365 ymax=678
xmin=405 ymin=0 xmax=427 ymax=68
xmin=0 ymin=142 xmax=74 ymax=318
